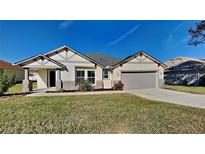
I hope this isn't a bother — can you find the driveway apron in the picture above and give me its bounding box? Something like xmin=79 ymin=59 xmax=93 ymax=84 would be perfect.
xmin=127 ymin=88 xmax=205 ymax=109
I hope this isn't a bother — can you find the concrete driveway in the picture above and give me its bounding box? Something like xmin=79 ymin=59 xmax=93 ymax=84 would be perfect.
xmin=127 ymin=88 xmax=205 ymax=109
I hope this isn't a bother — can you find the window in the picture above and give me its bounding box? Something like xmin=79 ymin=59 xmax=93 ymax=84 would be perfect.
xmin=87 ymin=71 xmax=95 ymax=84
xmin=75 ymin=70 xmax=95 ymax=85
xmin=103 ymin=70 xmax=109 ymax=79
xmin=76 ymin=70 xmax=85 ymax=85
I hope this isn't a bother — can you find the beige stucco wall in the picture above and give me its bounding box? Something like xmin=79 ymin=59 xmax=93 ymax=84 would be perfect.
xmin=158 ymin=65 xmax=164 ymax=79
xmin=96 ymin=66 xmax=103 ymax=81
xmin=36 ymin=69 xmax=47 ymax=89
xmin=103 ymin=71 xmax=112 ymax=89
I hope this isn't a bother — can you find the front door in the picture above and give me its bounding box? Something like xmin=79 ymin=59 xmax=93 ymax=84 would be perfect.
xmin=49 ymin=70 xmax=56 ymax=87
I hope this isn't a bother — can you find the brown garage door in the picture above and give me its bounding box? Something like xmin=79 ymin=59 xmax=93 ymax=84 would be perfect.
xmin=121 ymin=71 xmax=157 ymax=89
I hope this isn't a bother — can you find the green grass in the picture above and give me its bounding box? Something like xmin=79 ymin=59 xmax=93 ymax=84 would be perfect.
xmin=0 ymin=94 xmax=204 ymax=133
xmin=165 ymin=85 xmax=205 ymax=95
xmin=7 ymin=82 xmax=37 ymax=94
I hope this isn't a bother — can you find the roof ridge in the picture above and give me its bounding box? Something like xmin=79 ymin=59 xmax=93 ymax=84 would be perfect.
xmin=86 ymin=53 xmax=121 ymax=59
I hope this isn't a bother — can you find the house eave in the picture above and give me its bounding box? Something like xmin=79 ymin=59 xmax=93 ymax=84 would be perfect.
xmin=15 ymin=54 xmax=67 ymax=71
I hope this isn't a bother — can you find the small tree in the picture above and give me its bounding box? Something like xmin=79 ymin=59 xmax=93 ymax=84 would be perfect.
xmin=78 ymin=79 xmax=93 ymax=91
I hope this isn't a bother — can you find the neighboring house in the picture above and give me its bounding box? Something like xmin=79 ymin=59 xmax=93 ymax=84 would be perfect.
xmin=0 ymin=60 xmax=24 ymax=82
xmin=164 ymin=57 xmax=205 ymax=86
xmin=15 ymin=45 xmax=166 ymax=92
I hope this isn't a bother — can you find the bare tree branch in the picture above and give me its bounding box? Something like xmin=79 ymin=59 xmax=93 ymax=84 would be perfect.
xmin=188 ymin=20 xmax=205 ymax=46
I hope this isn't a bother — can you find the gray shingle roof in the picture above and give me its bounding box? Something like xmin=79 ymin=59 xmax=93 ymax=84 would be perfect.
xmin=165 ymin=60 xmax=205 ymax=72
xmin=164 ymin=57 xmax=205 ymax=68
xmin=86 ymin=53 xmax=122 ymax=67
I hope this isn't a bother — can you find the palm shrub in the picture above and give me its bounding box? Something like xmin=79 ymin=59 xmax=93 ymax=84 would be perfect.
xmin=78 ymin=79 xmax=93 ymax=91
xmin=114 ymin=81 xmax=124 ymax=90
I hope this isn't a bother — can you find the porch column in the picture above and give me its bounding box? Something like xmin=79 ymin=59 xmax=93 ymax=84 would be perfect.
xmin=24 ymin=68 xmax=29 ymax=80
xmin=22 ymin=68 xmax=32 ymax=93
xmin=56 ymin=69 xmax=62 ymax=90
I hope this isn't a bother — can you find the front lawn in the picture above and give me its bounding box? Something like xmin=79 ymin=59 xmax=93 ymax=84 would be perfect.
xmin=7 ymin=82 xmax=37 ymax=94
xmin=165 ymin=85 xmax=205 ymax=95
xmin=0 ymin=94 xmax=204 ymax=133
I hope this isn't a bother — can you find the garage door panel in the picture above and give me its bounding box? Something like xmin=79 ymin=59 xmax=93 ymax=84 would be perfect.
xmin=121 ymin=72 xmax=157 ymax=89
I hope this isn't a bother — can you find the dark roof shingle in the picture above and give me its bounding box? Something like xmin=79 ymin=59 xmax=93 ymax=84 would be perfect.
xmin=86 ymin=53 xmax=121 ymax=67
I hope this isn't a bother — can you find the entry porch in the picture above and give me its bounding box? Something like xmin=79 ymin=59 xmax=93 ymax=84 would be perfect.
xmin=22 ymin=68 xmax=63 ymax=93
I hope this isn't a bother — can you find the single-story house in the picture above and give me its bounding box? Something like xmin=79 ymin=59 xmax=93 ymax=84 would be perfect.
xmin=0 ymin=60 xmax=24 ymax=82
xmin=164 ymin=57 xmax=205 ymax=86
xmin=15 ymin=45 xmax=166 ymax=92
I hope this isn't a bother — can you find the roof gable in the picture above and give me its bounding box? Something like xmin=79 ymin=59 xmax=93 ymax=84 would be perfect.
xmin=15 ymin=54 xmax=67 ymax=70
xmin=45 ymin=45 xmax=105 ymax=68
xmin=112 ymin=51 xmax=167 ymax=68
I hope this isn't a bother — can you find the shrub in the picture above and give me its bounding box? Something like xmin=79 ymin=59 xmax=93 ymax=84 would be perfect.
xmin=0 ymin=69 xmax=16 ymax=95
xmin=114 ymin=81 xmax=124 ymax=90
xmin=0 ymin=75 xmax=10 ymax=95
xmin=78 ymin=79 xmax=93 ymax=91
